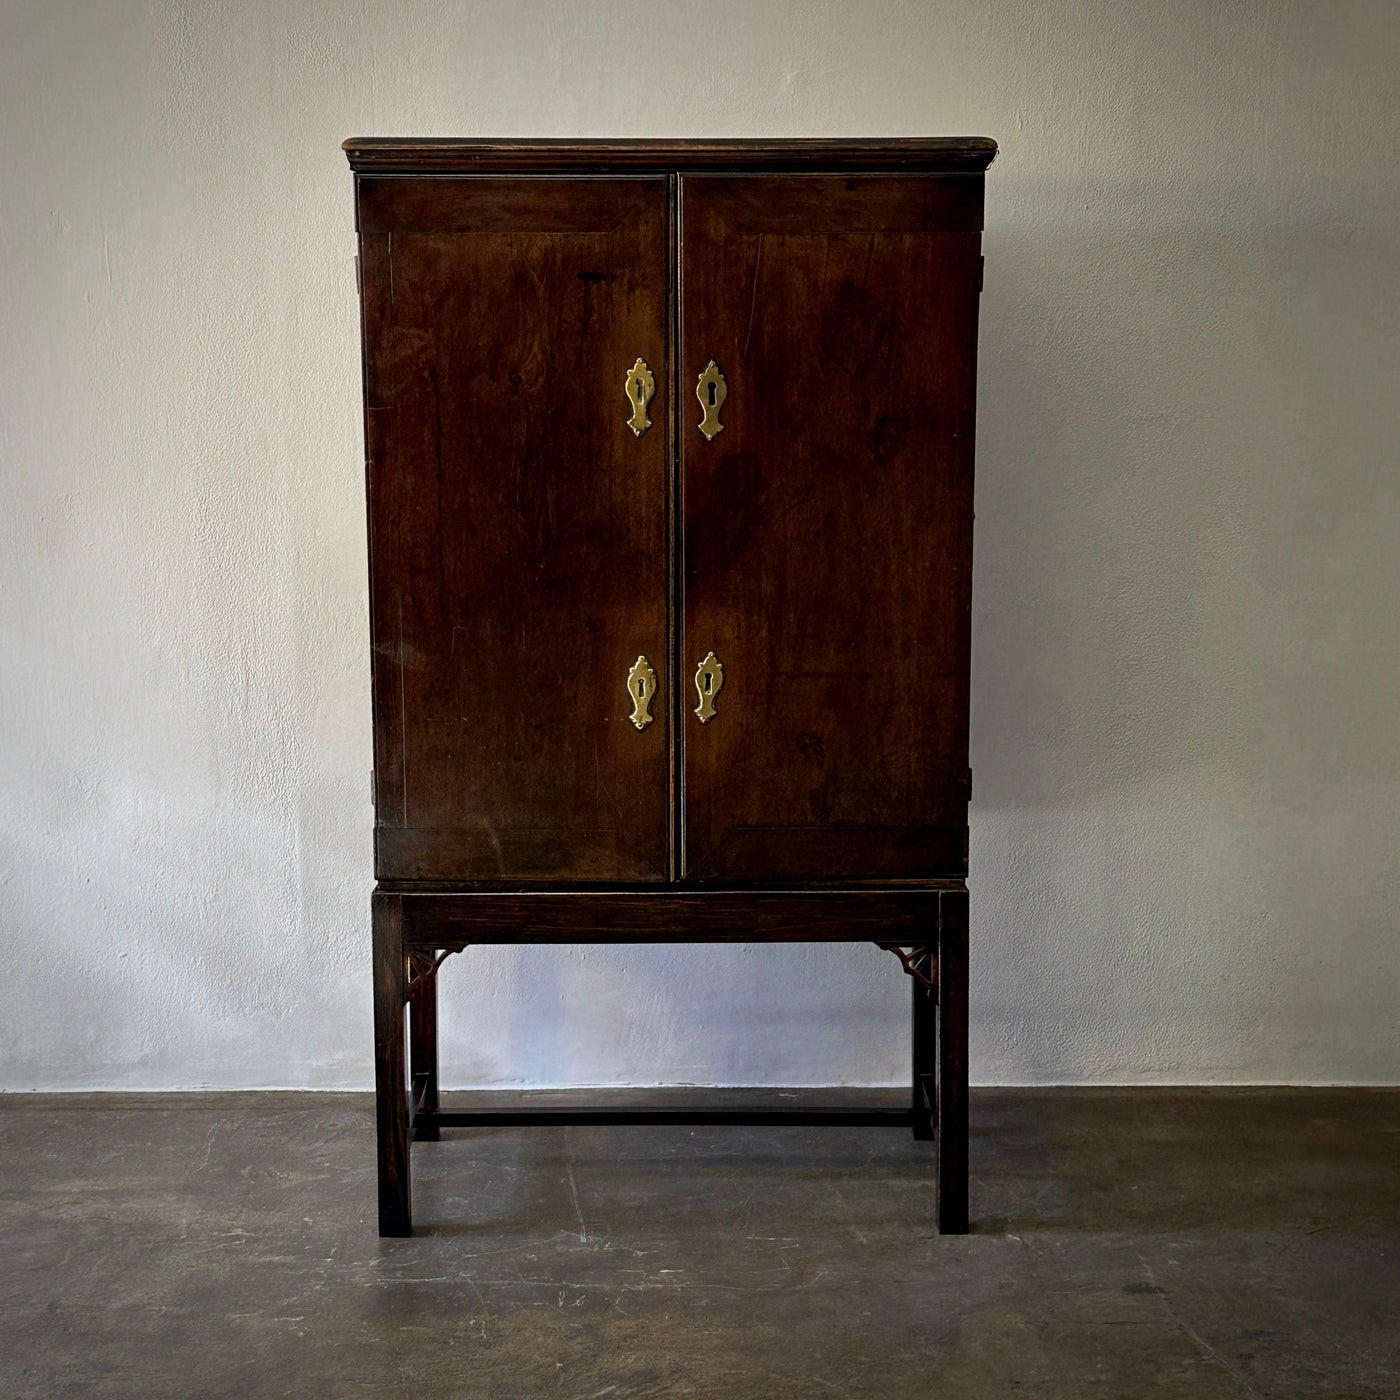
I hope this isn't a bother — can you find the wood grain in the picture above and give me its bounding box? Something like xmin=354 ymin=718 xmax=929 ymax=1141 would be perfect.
xmin=679 ymin=175 xmax=980 ymax=880
xmin=361 ymin=178 xmax=671 ymax=881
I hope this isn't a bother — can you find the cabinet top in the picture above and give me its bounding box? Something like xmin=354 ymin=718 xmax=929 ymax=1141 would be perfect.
xmin=342 ymin=137 xmax=997 ymax=175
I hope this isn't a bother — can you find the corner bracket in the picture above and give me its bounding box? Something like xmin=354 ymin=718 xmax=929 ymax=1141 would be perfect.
xmin=877 ymin=942 xmax=937 ymax=991
xmin=404 ymin=948 xmax=462 ymax=1000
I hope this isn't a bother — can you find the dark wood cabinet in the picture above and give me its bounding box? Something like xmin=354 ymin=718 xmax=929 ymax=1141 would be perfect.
xmin=347 ymin=137 xmax=996 ymax=1236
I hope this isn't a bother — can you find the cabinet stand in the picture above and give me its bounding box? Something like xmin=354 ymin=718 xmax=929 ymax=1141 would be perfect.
xmin=373 ymin=885 xmax=969 ymax=1237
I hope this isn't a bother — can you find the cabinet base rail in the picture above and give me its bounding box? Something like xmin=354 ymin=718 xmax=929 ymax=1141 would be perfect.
xmin=417 ymin=1105 xmax=916 ymax=1129
xmin=374 ymin=885 xmax=969 ymax=1239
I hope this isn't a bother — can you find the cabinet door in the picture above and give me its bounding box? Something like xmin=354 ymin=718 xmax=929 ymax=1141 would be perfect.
xmin=360 ymin=178 xmax=670 ymax=881
xmin=680 ymin=175 xmax=981 ymax=880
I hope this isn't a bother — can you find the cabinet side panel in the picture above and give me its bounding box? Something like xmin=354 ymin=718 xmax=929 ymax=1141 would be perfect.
xmin=680 ymin=176 xmax=981 ymax=881
xmin=361 ymin=230 xmax=406 ymax=830
xmin=361 ymin=177 xmax=671 ymax=881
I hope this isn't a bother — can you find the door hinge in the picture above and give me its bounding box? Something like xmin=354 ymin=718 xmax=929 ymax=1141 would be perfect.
xmin=354 ymin=253 xmax=362 ymax=298
xmin=370 ymin=767 xmax=375 ymax=805
xmin=978 ymin=256 xmax=984 ymax=293
xmin=967 ymin=766 xmax=973 ymax=799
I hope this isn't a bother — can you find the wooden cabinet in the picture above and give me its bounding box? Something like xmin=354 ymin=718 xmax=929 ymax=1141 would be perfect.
xmin=347 ymin=137 xmax=996 ymax=1236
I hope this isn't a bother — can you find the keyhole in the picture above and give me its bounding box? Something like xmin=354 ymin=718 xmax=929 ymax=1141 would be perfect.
xmin=635 ymin=378 xmax=644 ymax=401
xmin=637 ymin=679 xmax=647 ymax=698
xmin=703 ymin=673 xmax=712 ymax=693
xmin=707 ymin=382 xmax=717 ymax=407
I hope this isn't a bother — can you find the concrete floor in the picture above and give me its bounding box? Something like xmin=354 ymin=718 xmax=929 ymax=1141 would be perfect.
xmin=0 ymin=1089 xmax=1396 ymax=1398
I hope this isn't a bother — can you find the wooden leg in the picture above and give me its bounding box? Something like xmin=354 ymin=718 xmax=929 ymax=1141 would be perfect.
xmin=409 ymin=951 xmax=441 ymax=1142
xmin=910 ymin=944 xmax=936 ymax=1141
xmin=372 ymin=890 xmax=411 ymax=1236
xmin=936 ymin=889 xmax=969 ymax=1234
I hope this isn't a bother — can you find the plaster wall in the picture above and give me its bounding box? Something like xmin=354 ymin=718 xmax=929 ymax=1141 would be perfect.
xmin=2 ymin=0 xmax=1397 ymax=1089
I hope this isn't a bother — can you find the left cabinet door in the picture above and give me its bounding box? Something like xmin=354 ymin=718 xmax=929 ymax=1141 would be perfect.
xmin=359 ymin=177 xmax=671 ymax=881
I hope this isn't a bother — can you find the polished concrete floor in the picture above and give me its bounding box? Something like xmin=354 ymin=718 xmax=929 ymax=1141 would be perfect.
xmin=1 ymin=1088 xmax=1396 ymax=1398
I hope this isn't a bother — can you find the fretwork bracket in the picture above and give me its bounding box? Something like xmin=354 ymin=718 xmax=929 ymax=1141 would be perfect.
xmin=404 ymin=948 xmax=462 ymax=1000
xmin=877 ymin=942 xmax=937 ymax=991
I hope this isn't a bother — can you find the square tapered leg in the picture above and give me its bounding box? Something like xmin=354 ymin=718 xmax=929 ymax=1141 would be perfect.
xmin=372 ymin=890 xmax=411 ymax=1236
xmin=408 ymin=951 xmax=441 ymax=1142
xmin=911 ymin=945 xmax=936 ymax=1140
xmin=936 ymin=889 xmax=969 ymax=1234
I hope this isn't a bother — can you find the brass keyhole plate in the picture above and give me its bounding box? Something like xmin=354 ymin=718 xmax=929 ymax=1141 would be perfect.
xmin=627 ymin=655 xmax=658 ymax=730
xmin=696 ymin=361 xmax=727 ymax=440
xmin=693 ymin=651 xmax=724 ymax=723
xmin=624 ymin=358 xmax=656 ymax=437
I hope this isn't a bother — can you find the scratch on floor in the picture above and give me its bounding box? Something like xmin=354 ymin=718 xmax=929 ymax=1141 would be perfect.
xmin=826 ymin=1180 xmax=867 ymax=1243
xmin=194 ymin=1123 xmax=217 ymax=1173
xmin=1129 ymin=1242 xmax=1264 ymax=1398
xmin=564 ymin=1131 xmax=588 ymax=1244
xmin=463 ymin=1274 xmax=495 ymax=1316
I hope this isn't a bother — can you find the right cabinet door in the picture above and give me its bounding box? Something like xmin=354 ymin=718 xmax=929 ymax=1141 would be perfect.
xmin=680 ymin=175 xmax=982 ymax=881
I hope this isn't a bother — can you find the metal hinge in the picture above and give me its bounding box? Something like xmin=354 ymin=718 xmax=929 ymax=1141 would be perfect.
xmin=370 ymin=768 xmax=375 ymax=804
xmin=354 ymin=253 xmax=362 ymax=297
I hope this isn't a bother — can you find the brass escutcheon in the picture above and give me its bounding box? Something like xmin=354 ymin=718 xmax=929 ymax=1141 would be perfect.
xmin=624 ymin=358 xmax=655 ymax=437
xmin=693 ymin=651 xmax=724 ymax=723
xmin=627 ymin=655 xmax=658 ymax=730
xmin=696 ymin=361 xmax=727 ymax=440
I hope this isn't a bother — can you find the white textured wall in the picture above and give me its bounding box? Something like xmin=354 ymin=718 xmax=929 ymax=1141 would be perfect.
xmin=2 ymin=0 xmax=1397 ymax=1090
